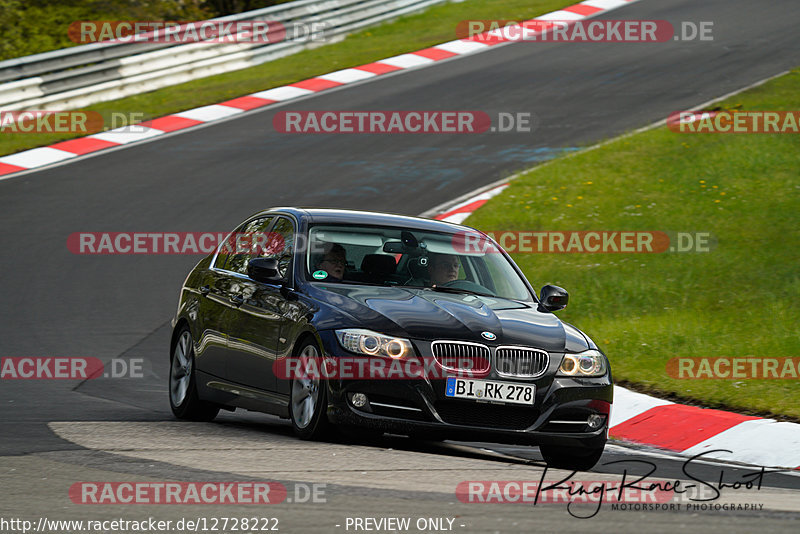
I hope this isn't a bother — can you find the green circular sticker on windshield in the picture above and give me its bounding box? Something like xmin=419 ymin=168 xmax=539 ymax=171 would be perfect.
xmin=312 ymin=270 xmax=328 ymax=280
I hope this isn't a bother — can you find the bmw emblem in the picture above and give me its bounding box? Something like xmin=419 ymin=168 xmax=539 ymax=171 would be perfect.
xmin=481 ymin=331 xmax=497 ymax=341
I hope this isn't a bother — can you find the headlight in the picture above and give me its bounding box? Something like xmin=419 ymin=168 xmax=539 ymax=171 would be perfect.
xmin=557 ymin=349 xmax=607 ymax=377
xmin=335 ymin=329 xmax=413 ymax=359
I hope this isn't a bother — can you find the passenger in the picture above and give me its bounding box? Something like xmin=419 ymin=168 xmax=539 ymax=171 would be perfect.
xmin=315 ymin=243 xmax=347 ymax=280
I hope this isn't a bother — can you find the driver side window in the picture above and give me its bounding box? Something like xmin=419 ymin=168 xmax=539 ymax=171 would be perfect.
xmin=222 ymin=217 xmax=274 ymax=275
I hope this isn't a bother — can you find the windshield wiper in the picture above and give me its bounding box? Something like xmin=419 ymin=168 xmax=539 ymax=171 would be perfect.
xmin=425 ymin=286 xmax=495 ymax=298
xmin=328 ymin=279 xmax=398 ymax=287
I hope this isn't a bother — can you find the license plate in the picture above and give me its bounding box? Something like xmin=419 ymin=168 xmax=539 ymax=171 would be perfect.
xmin=445 ymin=377 xmax=535 ymax=405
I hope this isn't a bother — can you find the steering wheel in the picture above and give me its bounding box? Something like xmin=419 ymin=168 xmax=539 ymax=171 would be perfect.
xmin=439 ymin=279 xmax=492 ymax=294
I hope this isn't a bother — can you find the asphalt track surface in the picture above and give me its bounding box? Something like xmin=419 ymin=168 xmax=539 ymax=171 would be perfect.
xmin=2 ymin=0 xmax=800 ymax=531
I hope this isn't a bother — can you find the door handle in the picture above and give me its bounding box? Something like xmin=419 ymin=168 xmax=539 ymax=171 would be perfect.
xmin=230 ymin=294 xmax=244 ymax=307
xmin=200 ymin=285 xmax=210 ymax=296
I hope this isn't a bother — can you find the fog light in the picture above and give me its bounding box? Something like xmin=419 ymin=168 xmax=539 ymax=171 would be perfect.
xmin=587 ymin=414 xmax=605 ymax=429
xmin=351 ymin=393 xmax=368 ymax=408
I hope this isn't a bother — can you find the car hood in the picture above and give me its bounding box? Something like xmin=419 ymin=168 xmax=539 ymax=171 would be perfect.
xmin=308 ymin=284 xmax=589 ymax=352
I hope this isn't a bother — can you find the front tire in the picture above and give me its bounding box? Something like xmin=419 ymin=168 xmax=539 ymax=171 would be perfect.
xmin=169 ymin=326 xmax=219 ymax=421
xmin=540 ymin=442 xmax=605 ymax=471
xmin=289 ymin=339 xmax=331 ymax=439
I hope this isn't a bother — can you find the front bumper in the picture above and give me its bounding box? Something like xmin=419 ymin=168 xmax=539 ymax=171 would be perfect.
xmin=318 ymin=330 xmax=613 ymax=449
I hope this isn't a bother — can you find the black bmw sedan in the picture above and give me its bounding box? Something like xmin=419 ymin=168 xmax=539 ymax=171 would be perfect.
xmin=169 ymin=208 xmax=613 ymax=470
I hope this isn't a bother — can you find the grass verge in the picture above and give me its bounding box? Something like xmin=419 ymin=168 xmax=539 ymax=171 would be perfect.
xmin=1 ymin=0 xmax=572 ymax=157
xmin=466 ymin=67 xmax=800 ymax=420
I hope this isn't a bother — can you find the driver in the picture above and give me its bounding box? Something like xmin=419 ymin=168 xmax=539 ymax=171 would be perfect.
xmin=427 ymin=253 xmax=460 ymax=286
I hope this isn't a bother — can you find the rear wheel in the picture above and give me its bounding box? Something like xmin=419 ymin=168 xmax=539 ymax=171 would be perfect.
xmin=169 ymin=327 xmax=219 ymax=421
xmin=540 ymin=442 xmax=605 ymax=471
xmin=289 ymin=340 xmax=331 ymax=439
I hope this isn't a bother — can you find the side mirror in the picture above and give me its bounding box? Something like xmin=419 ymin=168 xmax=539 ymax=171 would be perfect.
xmin=247 ymin=257 xmax=282 ymax=284
xmin=538 ymin=284 xmax=569 ymax=312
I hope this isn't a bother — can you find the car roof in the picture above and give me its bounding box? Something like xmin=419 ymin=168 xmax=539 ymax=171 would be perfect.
xmin=254 ymin=207 xmax=477 ymax=234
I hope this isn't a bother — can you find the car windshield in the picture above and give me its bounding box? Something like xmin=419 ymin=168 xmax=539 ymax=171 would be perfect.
xmin=305 ymin=224 xmax=533 ymax=302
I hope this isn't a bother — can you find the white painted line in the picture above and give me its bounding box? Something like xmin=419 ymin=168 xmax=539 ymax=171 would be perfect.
xmin=92 ymin=126 xmax=164 ymax=145
xmin=250 ymin=86 xmax=314 ymax=101
xmin=438 ymin=184 xmax=509 ymax=216
xmin=0 ymin=147 xmax=77 ymax=168
xmin=582 ymin=0 xmax=630 ymax=10
xmin=536 ymin=10 xmax=586 ymax=21
xmin=175 ymin=104 xmax=244 ymax=122
xmin=420 ymin=176 xmax=515 ymax=220
xmin=318 ymin=68 xmax=377 ymax=84
xmin=609 ymin=385 xmax=673 ymax=427
xmin=379 ymin=53 xmax=434 ymax=69
xmin=682 ymin=419 xmax=800 ymax=468
xmin=439 ymin=212 xmax=471 ymax=224
xmin=435 ymin=40 xmax=490 ymax=55
xmin=485 ymin=24 xmax=520 ymax=39
xmin=604 ymin=442 xmax=800 ymax=473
